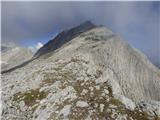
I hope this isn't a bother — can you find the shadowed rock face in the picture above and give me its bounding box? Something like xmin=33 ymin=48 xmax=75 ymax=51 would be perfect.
xmin=1 ymin=22 xmax=160 ymax=120
xmin=34 ymin=21 xmax=96 ymax=58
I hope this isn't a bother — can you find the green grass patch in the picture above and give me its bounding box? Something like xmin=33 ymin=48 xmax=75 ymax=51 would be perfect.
xmin=13 ymin=89 xmax=48 ymax=106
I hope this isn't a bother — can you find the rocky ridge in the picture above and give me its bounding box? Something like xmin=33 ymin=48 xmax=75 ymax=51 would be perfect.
xmin=1 ymin=22 xmax=160 ymax=120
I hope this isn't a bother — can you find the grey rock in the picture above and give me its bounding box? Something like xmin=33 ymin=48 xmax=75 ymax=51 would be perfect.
xmin=1 ymin=22 xmax=160 ymax=120
xmin=1 ymin=44 xmax=33 ymax=71
xmin=138 ymin=100 xmax=160 ymax=117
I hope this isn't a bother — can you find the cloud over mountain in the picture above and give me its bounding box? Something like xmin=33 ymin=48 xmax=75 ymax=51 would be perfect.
xmin=1 ymin=1 xmax=160 ymax=66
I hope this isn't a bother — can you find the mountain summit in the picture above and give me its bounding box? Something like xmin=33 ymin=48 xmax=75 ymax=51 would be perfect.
xmin=2 ymin=22 xmax=160 ymax=120
xmin=34 ymin=21 xmax=96 ymax=58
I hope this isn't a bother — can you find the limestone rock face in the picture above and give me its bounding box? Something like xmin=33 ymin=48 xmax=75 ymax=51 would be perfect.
xmin=1 ymin=44 xmax=33 ymax=71
xmin=1 ymin=22 xmax=160 ymax=120
xmin=34 ymin=21 xmax=96 ymax=58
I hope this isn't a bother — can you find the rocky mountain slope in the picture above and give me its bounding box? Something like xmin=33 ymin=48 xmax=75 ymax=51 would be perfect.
xmin=1 ymin=22 xmax=160 ymax=120
xmin=1 ymin=44 xmax=33 ymax=71
xmin=34 ymin=21 xmax=96 ymax=58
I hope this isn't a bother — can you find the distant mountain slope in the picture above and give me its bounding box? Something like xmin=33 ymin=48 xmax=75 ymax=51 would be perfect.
xmin=1 ymin=45 xmax=11 ymax=53
xmin=1 ymin=22 xmax=160 ymax=120
xmin=1 ymin=44 xmax=33 ymax=71
xmin=1 ymin=43 xmax=16 ymax=53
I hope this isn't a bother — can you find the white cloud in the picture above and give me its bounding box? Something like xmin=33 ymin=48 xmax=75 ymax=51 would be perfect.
xmin=36 ymin=42 xmax=43 ymax=49
xmin=2 ymin=2 xmax=159 ymax=66
xmin=28 ymin=42 xmax=43 ymax=53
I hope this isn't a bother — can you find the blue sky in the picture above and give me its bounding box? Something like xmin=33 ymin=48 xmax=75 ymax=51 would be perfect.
xmin=1 ymin=1 xmax=160 ymax=67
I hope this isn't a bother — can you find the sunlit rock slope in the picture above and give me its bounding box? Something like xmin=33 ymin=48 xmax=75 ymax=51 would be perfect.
xmin=1 ymin=22 xmax=160 ymax=120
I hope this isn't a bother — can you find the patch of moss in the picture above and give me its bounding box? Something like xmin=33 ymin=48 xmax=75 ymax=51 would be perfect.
xmin=69 ymin=106 xmax=89 ymax=119
xmin=67 ymin=79 xmax=152 ymax=120
xmin=126 ymin=109 xmax=150 ymax=120
xmin=109 ymin=98 xmax=123 ymax=106
xmin=12 ymin=89 xmax=48 ymax=106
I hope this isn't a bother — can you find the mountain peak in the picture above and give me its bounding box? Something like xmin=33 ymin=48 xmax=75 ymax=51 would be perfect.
xmin=2 ymin=21 xmax=160 ymax=120
xmin=34 ymin=21 xmax=96 ymax=58
xmin=77 ymin=21 xmax=95 ymax=28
